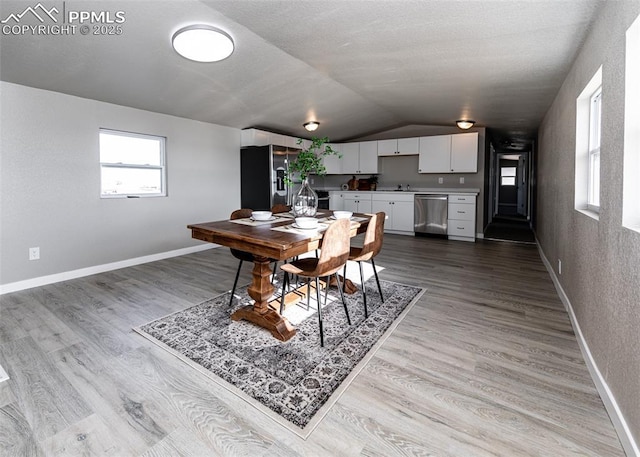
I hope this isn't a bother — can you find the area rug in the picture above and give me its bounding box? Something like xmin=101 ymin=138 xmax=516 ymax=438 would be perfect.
xmin=134 ymin=278 xmax=425 ymax=439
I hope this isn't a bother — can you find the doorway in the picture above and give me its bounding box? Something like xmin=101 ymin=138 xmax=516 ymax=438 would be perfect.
xmin=485 ymin=149 xmax=535 ymax=243
xmin=495 ymin=152 xmax=530 ymax=219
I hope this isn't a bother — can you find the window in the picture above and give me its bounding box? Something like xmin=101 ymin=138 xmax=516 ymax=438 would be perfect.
xmin=575 ymin=66 xmax=602 ymax=217
xmin=623 ymin=13 xmax=640 ymax=231
xmin=99 ymin=129 xmax=166 ymax=198
xmin=588 ymin=88 xmax=602 ymax=211
xmin=500 ymin=166 xmax=516 ymax=186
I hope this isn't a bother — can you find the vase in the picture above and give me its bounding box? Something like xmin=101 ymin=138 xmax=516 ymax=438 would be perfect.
xmin=292 ymin=178 xmax=318 ymax=217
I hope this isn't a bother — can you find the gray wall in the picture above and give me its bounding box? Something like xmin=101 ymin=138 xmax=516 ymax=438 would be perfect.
xmin=0 ymin=82 xmax=241 ymax=286
xmin=537 ymin=0 xmax=640 ymax=446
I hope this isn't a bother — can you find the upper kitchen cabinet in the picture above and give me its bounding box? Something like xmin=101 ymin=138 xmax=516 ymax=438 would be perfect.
xmin=241 ymin=128 xmax=301 ymax=149
xmin=342 ymin=141 xmax=378 ymax=174
xmin=377 ymin=137 xmax=419 ymax=156
xmin=323 ymin=143 xmax=343 ymax=174
xmin=418 ymin=132 xmax=478 ymax=173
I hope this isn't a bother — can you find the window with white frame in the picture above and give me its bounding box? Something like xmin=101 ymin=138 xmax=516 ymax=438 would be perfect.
xmin=500 ymin=166 xmax=517 ymax=186
xmin=588 ymin=87 xmax=602 ymax=211
xmin=623 ymin=13 xmax=640 ymax=231
xmin=575 ymin=66 xmax=602 ymax=217
xmin=99 ymin=129 xmax=167 ymax=198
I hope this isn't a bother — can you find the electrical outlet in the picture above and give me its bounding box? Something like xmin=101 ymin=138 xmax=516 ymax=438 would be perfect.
xmin=460 ymin=177 xmax=465 ymax=184
xmin=558 ymin=259 xmax=562 ymax=275
xmin=438 ymin=177 xmax=443 ymax=184
xmin=29 ymin=247 xmax=40 ymax=261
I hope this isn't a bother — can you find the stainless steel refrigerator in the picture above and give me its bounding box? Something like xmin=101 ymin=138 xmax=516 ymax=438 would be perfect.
xmin=240 ymin=145 xmax=301 ymax=211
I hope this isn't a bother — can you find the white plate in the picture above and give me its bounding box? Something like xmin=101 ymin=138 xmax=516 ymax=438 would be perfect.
xmin=251 ymin=216 xmax=276 ymax=221
xmin=330 ymin=215 xmax=353 ymax=220
xmin=292 ymin=223 xmax=318 ymax=230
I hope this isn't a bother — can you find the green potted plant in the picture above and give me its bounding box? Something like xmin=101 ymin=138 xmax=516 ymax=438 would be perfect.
xmin=285 ymin=137 xmax=340 ymax=184
xmin=286 ymin=136 xmax=341 ymax=216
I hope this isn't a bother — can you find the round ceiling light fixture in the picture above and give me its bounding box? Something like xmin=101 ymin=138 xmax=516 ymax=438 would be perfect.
xmin=172 ymin=25 xmax=234 ymax=62
xmin=303 ymin=121 xmax=320 ymax=132
xmin=456 ymin=119 xmax=476 ymax=130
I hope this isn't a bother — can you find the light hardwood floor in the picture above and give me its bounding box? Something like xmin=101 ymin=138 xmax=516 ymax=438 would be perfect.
xmin=0 ymin=235 xmax=626 ymax=456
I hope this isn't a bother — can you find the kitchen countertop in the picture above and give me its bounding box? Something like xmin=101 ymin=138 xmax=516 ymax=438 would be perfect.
xmin=325 ymin=188 xmax=480 ymax=194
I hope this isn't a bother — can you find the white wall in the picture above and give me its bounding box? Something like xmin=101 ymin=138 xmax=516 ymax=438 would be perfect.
xmin=0 ymin=82 xmax=240 ymax=288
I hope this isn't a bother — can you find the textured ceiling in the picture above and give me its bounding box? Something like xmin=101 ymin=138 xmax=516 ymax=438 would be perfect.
xmin=0 ymin=0 xmax=603 ymax=149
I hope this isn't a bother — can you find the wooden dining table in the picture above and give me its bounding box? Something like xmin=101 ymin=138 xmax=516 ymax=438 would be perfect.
xmin=187 ymin=211 xmax=371 ymax=342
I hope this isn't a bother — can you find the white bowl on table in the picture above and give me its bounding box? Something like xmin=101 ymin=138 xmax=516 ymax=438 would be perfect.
xmin=333 ymin=210 xmax=353 ymax=219
xmin=294 ymin=217 xmax=319 ymax=229
xmin=251 ymin=211 xmax=272 ymax=221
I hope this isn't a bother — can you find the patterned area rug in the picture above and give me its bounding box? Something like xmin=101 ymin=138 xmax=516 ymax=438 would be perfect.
xmin=134 ymin=279 xmax=425 ymax=438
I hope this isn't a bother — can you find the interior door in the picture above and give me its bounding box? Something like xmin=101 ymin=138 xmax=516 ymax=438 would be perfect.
xmin=517 ymin=154 xmax=528 ymax=216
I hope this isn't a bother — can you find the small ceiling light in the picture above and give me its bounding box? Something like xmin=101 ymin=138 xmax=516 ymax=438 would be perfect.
xmin=304 ymin=121 xmax=320 ymax=132
xmin=172 ymin=25 xmax=234 ymax=62
xmin=456 ymin=120 xmax=475 ymax=130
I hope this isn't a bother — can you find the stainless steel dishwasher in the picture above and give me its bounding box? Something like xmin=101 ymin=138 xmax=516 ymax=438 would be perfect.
xmin=414 ymin=194 xmax=448 ymax=235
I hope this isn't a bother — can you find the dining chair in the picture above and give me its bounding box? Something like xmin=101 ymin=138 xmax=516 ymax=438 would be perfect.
xmin=270 ymin=204 xmax=291 ymax=214
xmin=228 ymin=208 xmax=278 ymax=306
xmin=344 ymin=212 xmax=385 ymax=319
xmin=278 ymin=218 xmax=352 ymax=347
xmin=272 ymin=203 xmax=318 ymax=261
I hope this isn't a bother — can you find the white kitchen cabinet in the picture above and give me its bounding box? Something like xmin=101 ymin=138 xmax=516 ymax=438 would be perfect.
xmin=241 ymin=128 xmax=271 ymax=146
xmin=447 ymin=194 xmax=476 ymax=242
xmin=371 ymin=192 xmax=414 ymax=233
xmin=329 ymin=191 xmax=344 ymax=210
xmin=341 ymin=141 xmax=378 ymax=174
xmin=341 ymin=143 xmax=360 ymax=174
xmin=323 ymin=143 xmax=343 ymax=174
xmin=450 ymin=133 xmax=478 ymax=173
xmin=343 ymin=192 xmax=372 ymax=213
xmin=418 ymin=135 xmax=450 ymax=172
xmin=377 ymin=137 xmax=419 ymax=156
xmin=418 ymin=132 xmax=478 ymax=173
xmin=241 ymin=128 xmax=303 ymax=148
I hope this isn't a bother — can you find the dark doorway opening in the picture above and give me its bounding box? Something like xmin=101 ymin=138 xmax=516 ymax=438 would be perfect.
xmin=485 ymin=149 xmax=535 ymax=243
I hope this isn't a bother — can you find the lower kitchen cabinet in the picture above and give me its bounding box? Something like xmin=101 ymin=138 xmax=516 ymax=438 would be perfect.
xmin=447 ymin=194 xmax=476 ymax=242
xmin=371 ymin=193 xmax=414 ymax=233
xmin=329 ymin=191 xmax=344 ymax=210
xmin=343 ymin=192 xmax=372 ymax=213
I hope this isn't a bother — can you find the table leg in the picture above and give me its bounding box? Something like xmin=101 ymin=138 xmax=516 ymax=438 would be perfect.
xmin=329 ymin=275 xmax=358 ymax=294
xmin=230 ymin=255 xmax=296 ymax=341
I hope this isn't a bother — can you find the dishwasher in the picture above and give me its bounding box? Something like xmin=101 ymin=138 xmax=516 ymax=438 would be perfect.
xmin=414 ymin=194 xmax=448 ymax=235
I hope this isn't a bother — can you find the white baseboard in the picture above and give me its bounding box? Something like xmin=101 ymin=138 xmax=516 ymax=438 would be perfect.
xmin=0 ymin=244 xmax=218 ymax=295
xmin=537 ymin=243 xmax=639 ymax=457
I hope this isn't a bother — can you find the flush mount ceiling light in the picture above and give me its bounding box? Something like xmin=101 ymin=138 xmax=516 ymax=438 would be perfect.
xmin=172 ymin=25 xmax=234 ymax=62
xmin=456 ymin=120 xmax=476 ymax=130
xmin=303 ymin=121 xmax=320 ymax=132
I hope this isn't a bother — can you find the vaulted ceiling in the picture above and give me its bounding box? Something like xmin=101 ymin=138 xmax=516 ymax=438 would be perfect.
xmin=0 ymin=0 xmax=604 ymax=151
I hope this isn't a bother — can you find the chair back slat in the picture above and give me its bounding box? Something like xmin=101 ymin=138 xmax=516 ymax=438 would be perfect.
xmin=314 ymin=218 xmax=351 ymax=277
xmin=358 ymin=212 xmax=385 ymax=261
xmin=271 ymin=204 xmax=291 ymax=214
xmin=231 ymin=208 xmax=253 ymax=220
xmin=230 ymin=209 xmax=254 ymax=260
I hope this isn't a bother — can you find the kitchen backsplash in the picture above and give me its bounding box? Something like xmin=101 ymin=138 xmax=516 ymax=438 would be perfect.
xmin=316 ymin=155 xmax=485 ymax=191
